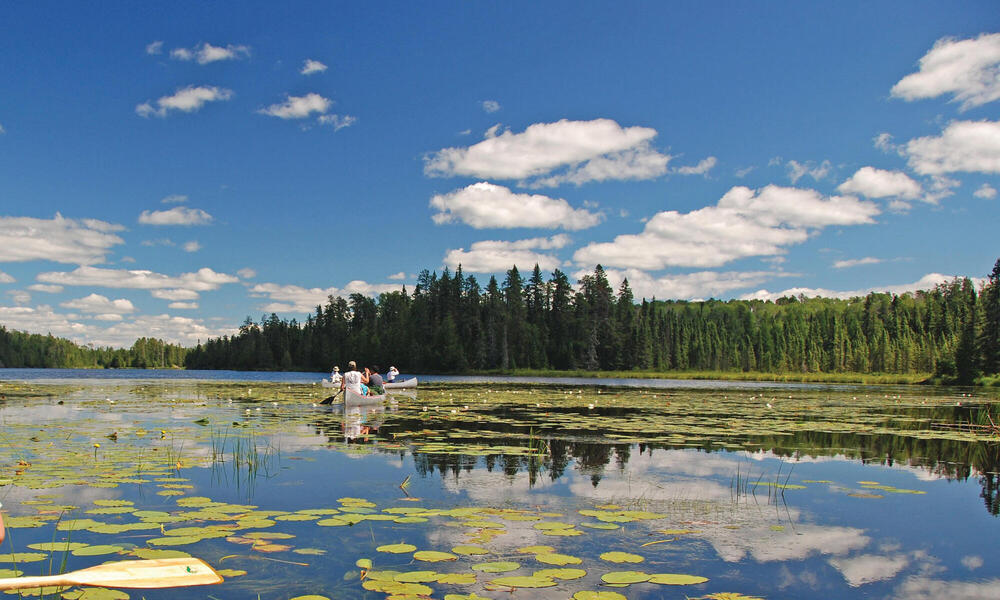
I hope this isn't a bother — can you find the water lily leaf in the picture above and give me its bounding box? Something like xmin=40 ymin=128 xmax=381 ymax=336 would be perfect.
xmin=60 ymin=589 xmax=130 ymax=600
xmin=572 ymin=592 xmax=627 ymax=600
xmin=315 ymin=517 xmax=349 ymax=527
xmin=600 ymin=571 xmax=651 ymax=585
xmin=294 ymin=548 xmax=327 ymax=555
xmin=147 ymin=535 xmax=202 ymax=546
xmin=27 ymin=542 xmax=90 ymax=552
xmin=394 ymin=570 xmax=440 ymax=583
xmin=542 ymin=528 xmax=582 ymax=536
xmin=275 ymin=514 xmax=320 ymax=521
xmin=93 ymin=500 xmax=133 ymax=507
xmin=216 ymin=569 xmax=247 ymax=577
xmin=253 ymin=543 xmax=291 ymax=553
xmin=244 ymin=531 xmax=294 ymax=540
xmin=517 ymin=545 xmax=555 ymax=555
xmin=533 ymin=521 xmax=573 ymax=530
xmin=394 ymin=516 xmax=429 ymax=523
xmin=0 ymin=553 xmax=47 ymax=563
xmin=87 ymin=507 xmax=136 ymax=515
xmin=356 ymin=558 xmax=373 ymax=569
xmin=71 ymin=545 xmax=124 ymax=556
xmin=580 ymin=522 xmax=619 ymax=530
xmin=413 ymin=550 xmax=458 ymax=562
xmin=488 ymin=575 xmax=556 ymax=588
xmin=362 ymin=580 xmax=433 ymax=595
xmin=288 ymin=596 xmax=330 ymax=600
xmin=444 ymin=594 xmax=492 ymax=600
xmin=533 ymin=568 xmax=586 ymax=580
xmin=471 ymin=561 xmax=519 ymax=573
xmin=648 ymin=573 xmax=709 ymax=585
xmin=0 ymin=569 xmax=24 ymax=579
xmin=131 ymin=549 xmax=191 ymax=559
xmin=534 ymin=553 xmax=582 ymax=566
xmin=4 ymin=516 xmax=49 ymax=528
xmin=452 ymin=545 xmax=489 ymax=556
xmin=376 ymin=543 xmax=417 ymax=554
xmin=600 ymin=551 xmax=644 ymax=563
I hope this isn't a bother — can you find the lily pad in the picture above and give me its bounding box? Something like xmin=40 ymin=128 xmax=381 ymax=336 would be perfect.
xmin=26 ymin=542 xmax=90 ymax=552
xmin=438 ymin=573 xmax=478 ymax=585
xmin=394 ymin=570 xmax=440 ymax=583
xmin=534 ymin=568 xmax=586 ymax=580
xmin=572 ymin=592 xmax=627 ymax=600
xmin=72 ymin=545 xmax=125 ymax=556
xmin=452 ymin=545 xmax=489 ymax=555
xmin=601 ymin=571 xmax=651 ymax=585
xmin=413 ymin=550 xmax=458 ymax=562
xmin=376 ymin=543 xmax=417 ymax=554
xmin=534 ymin=553 xmax=582 ymax=566
xmin=60 ymin=589 xmax=130 ymax=600
xmin=600 ymin=551 xmax=644 ymax=563
xmin=488 ymin=575 xmax=556 ymax=588
xmin=648 ymin=573 xmax=709 ymax=585
xmin=471 ymin=561 xmax=520 ymax=573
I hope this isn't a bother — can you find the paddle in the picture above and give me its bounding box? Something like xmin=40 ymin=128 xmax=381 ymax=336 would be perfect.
xmin=0 ymin=557 xmax=223 ymax=591
xmin=320 ymin=388 xmax=343 ymax=405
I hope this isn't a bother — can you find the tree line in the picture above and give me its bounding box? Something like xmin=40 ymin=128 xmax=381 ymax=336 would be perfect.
xmin=184 ymin=258 xmax=1000 ymax=383
xmin=0 ymin=328 xmax=187 ymax=369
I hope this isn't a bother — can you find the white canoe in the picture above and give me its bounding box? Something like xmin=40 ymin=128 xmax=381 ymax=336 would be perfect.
xmin=383 ymin=377 xmax=417 ymax=390
xmin=344 ymin=388 xmax=387 ymax=404
xmin=320 ymin=378 xmax=340 ymax=388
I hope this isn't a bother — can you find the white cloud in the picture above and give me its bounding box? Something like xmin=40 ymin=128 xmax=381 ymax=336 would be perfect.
xmin=961 ymin=555 xmax=983 ymax=570
xmin=0 ymin=305 xmax=90 ymax=340
xmin=171 ymin=42 xmax=250 ymax=65
xmin=138 ymin=206 xmax=214 ymax=226
xmin=250 ymin=280 xmax=407 ymax=313
xmin=182 ymin=241 xmax=201 ymax=252
xmin=894 ymin=576 xmax=1000 ymax=600
xmin=442 ymin=235 xmax=569 ymax=273
xmin=583 ymin=267 xmax=791 ymax=301
xmin=904 ymin=120 xmax=1000 ymax=175
xmin=37 ymin=266 xmax=239 ymax=294
xmin=829 ymin=554 xmax=910 ymax=587
xmin=974 ymin=183 xmax=997 ymax=199
xmin=387 ymin=272 xmax=407 ymax=280
xmin=7 ymin=290 xmax=30 ymax=305
xmin=145 ymin=40 xmax=163 ymax=55
xmin=160 ymin=194 xmax=188 ymax=204
xmin=258 ymin=93 xmax=331 ymax=119
xmin=741 ymin=272 xmax=984 ymax=301
xmin=60 ymin=293 xmax=136 ymax=315
xmin=833 ymin=257 xmax=882 ymax=269
xmin=0 ymin=123 xmax=5 ymax=135
xmin=151 ymin=288 xmax=200 ymax=301
xmin=168 ymin=302 xmax=198 ymax=310
xmin=430 ymin=182 xmax=602 ymax=230
xmin=317 ymin=114 xmax=356 ymax=130
xmin=574 ymin=185 xmax=879 ymax=270
xmin=710 ymin=525 xmax=870 ymax=563
xmin=786 ymin=159 xmax=832 ymax=183
xmin=28 ymin=284 xmax=62 ymax=293
xmin=300 ymin=59 xmax=328 ymax=75
xmin=141 ymin=238 xmax=174 ymax=247
xmin=874 ymin=132 xmax=898 ymax=153
xmin=837 ymin=167 xmax=923 ymax=201
xmin=0 ymin=214 xmax=124 ymax=265
xmin=237 ymin=268 xmax=257 ymax=279
xmin=675 ymin=156 xmax=717 ymax=175
xmin=891 ymin=33 xmax=1000 ymax=110
xmin=481 ymin=100 xmax=501 ymax=113
xmin=136 ymin=85 xmax=233 ymax=118
xmin=425 ymin=118 xmax=670 ymax=185
xmin=0 ymin=271 xmax=14 ymax=283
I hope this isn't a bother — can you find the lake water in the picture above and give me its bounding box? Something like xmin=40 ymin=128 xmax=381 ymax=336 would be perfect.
xmin=0 ymin=371 xmax=997 ymax=599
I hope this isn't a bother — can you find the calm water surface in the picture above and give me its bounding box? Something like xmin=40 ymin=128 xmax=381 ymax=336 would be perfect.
xmin=0 ymin=372 xmax=997 ymax=599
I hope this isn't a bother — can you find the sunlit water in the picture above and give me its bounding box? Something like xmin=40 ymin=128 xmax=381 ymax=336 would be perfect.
xmin=0 ymin=371 xmax=997 ymax=600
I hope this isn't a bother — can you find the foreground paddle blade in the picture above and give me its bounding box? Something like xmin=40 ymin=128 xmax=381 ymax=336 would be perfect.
xmin=0 ymin=558 xmax=223 ymax=591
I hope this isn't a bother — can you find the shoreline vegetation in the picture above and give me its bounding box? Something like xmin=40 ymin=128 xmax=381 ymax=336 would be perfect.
xmin=2 ymin=260 xmax=999 ymax=387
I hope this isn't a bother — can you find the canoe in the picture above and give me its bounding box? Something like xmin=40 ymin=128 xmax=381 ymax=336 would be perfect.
xmin=384 ymin=377 xmax=417 ymax=390
xmin=344 ymin=388 xmax=387 ymax=404
xmin=320 ymin=378 xmax=340 ymax=389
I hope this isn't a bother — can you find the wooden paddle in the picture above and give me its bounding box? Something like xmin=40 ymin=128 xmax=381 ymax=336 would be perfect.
xmin=0 ymin=557 xmax=223 ymax=591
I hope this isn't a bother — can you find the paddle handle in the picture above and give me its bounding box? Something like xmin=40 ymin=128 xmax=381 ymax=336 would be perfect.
xmin=0 ymin=573 xmax=74 ymax=591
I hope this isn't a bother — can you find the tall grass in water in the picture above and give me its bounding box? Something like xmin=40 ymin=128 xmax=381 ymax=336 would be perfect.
xmin=210 ymin=427 xmax=279 ymax=499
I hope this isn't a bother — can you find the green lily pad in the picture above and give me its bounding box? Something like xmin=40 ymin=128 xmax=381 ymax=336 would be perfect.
xmin=60 ymin=589 xmax=130 ymax=600
xmin=601 ymin=571 xmax=651 ymax=584
xmin=394 ymin=570 xmax=440 ymax=583
xmin=471 ymin=561 xmax=520 ymax=573
xmin=600 ymin=551 xmax=644 ymax=563
xmin=0 ymin=553 xmax=47 ymax=563
xmin=131 ymin=549 xmax=191 ymax=559
xmin=517 ymin=545 xmax=555 ymax=555
xmin=288 ymin=596 xmax=330 ymax=600
xmin=438 ymin=573 xmax=478 ymax=584
xmin=72 ymin=545 xmax=125 ymax=556
xmin=648 ymin=573 xmax=709 ymax=585
xmin=413 ymin=550 xmax=458 ymax=562
xmin=356 ymin=558 xmax=373 ymax=569
xmin=488 ymin=575 xmax=556 ymax=588
xmin=534 ymin=568 xmax=587 ymax=580
xmin=216 ymin=569 xmax=247 ymax=577
xmin=293 ymin=548 xmax=327 ymax=555
xmin=534 ymin=553 xmax=582 ymax=565
xmin=0 ymin=569 xmax=24 ymax=579
xmin=376 ymin=543 xmax=417 ymax=554
xmin=572 ymin=592 xmax=627 ymax=600
xmin=26 ymin=542 xmax=89 ymax=552
xmin=452 ymin=545 xmax=489 ymax=555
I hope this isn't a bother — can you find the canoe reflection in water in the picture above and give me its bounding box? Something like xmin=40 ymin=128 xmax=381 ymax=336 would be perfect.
xmin=343 ymin=397 xmax=391 ymax=443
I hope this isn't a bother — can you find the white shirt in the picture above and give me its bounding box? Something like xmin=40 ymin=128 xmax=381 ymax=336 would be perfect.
xmin=342 ymin=370 xmax=362 ymax=393
xmin=386 ymin=367 xmax=399 ymax=382
xmin=330 ymin=371 xmax=342 ymax=384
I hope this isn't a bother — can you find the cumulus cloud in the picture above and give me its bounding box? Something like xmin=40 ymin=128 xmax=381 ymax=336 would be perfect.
xmin=258 ymin=93 xmax=331 ymax=119
xmin=168 ymin=302 xmax=198 ymax=310
xmin=837 ymin=167 xmax=923 ymax=201
xmin=580 ymin=267 xmax=791 ymax=301
xmin=28 ymin=284 xmax=62 ymax=293
xmin=182 ymin=241 xmax=201 ymax=252
xmin=151 ymin=288 xmax=200 ymax=301
xmin=0 ymin=123 xmax=5 ymax=135
xmin=37 ymin=266 xmax=239 ymax=295
xmin=891 ymin=33 xmax=1000 ymax=110
xmin=424 ymin=118 xmax=671 ymax=186
xmin=829 ymin=554 xmax=910 ymax=587
xmin=300 ymin=59 xmax=328 ymax=75
xmin=675 ymin=156 xmax=717 ymax=175
xmin=740 ymin=272 xmax=983 ymax=301
xmin=894 ymin=576 xmax=1000 ymax=600
xmin=249 ymin=280 xmax=407 ymax=313
xmin=904 ymin=120 xmax=1000 ymax=175
xmin=7 ymin=290 xmax=29 ymax=305
xmin=317 ymin=114 xmax=356 ymax=130
xmin=974 ymin=183 xmax=997 ymax=199
xmin=138 ymin=206 xmax=214 ymax=226
xmin=0 ymin=214 xmax=124 ymax=265
xmin=160 ymin=194 xmax=188 ymax=204
xmin=833 ymin=257 xmax=882 ymax=269
xmin=136 ymin=85 xmax=233 ymax=118
xmin=786 ymin=159 xmax=832 ymax=183
xmin=574 ymin=185 xmax=879 ymax=270
xmin=170 ymin=42 xmax=250 ymax=65
xmin=60 ymin=293 xmax=136 ymax=315
xmin=388 ymin=271 xmax=407 ymax=280
xmin=442 ymin=235 xmax=569 ymax=273
xmin=237 ymin=268 xmax=257 ymax=279
xmin=430 ymin=182 xmax=602 ymax=230
xmin=481 ymin=100 xmax=501 ymax=113
xmin=0 ymin=271 xmax=14 ymax=284
xmin=145 ymin=40 xmax=163 ymax=55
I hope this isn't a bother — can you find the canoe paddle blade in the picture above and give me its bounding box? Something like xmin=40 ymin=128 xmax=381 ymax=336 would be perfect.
xmin=0 ymin=558 xmax=223 ymax=591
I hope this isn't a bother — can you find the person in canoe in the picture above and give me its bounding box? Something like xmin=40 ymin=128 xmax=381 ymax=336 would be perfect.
xmin=364 ymin=365 xmax=385 ymax=395
xmin=341 ymin=361 xmax=367 ymax=396
xmin=329 ymin=365 xmax=342 ymax=385
xmin=386 ymin=366 xmax=399 ymax=383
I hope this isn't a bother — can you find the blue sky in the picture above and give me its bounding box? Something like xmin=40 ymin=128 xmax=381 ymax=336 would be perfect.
xmin=1 ymin=2 xmax=998 ymax=347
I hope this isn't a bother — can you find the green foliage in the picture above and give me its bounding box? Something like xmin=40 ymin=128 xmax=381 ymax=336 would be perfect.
xmin=0 ymin=327 xmax=185 ymax=369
